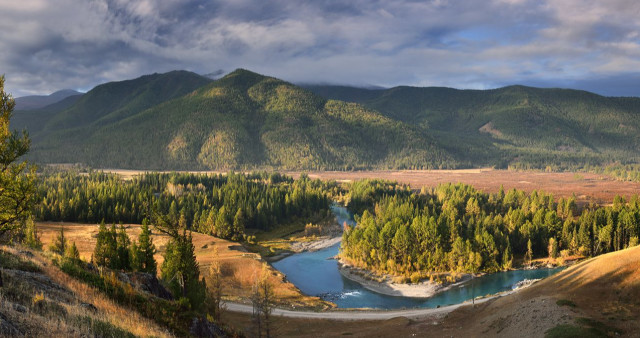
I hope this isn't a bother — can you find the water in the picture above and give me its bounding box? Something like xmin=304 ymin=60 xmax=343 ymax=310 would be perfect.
xmin=272 ymin=205 xmax=565 ymax=309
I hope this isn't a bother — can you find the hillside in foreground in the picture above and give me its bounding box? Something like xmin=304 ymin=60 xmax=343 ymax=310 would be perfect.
xmin=428 ymin=243 xmax=640 ymax=337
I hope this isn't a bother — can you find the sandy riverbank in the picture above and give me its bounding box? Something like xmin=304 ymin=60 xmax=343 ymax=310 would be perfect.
xmin=337 ymin=261 xmax=472 ymax=298
xmin=290 ymin=235 xmax=342 ymax=252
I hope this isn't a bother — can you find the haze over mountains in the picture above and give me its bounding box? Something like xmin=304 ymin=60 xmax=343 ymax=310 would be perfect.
xmin=11 ymin=69 xmax=640 ymax=170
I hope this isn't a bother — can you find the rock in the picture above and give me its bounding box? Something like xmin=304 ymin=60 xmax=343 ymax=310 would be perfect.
xmin=189 ymin=316 xmax=225 ymax=337
xmin=80 ymin=302 xmax=98 ymax=313
xmin=11 ymin=303 xmax=27 ymax=313
xmin=0 ymin=313 xmax=21 ymax=336
xmin=125 ymin=272 xmax=173 ymax=300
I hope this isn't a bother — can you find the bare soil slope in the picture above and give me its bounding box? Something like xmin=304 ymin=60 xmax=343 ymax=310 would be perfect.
xmin=431 ymin=244 xmax=640 ymax=337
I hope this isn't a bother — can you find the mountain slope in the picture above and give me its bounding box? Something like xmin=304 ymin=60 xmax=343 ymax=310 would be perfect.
xmin=14 ymin=89 xmax=81 ymax=110
xmin=31 ymin=69 xmax=452 ymax=170
xmin=41 ymin=70 xmax=212 ymax=131
xmin=307 ymin=84 xmax=640 ymax=169
xmin=16 ymin=70 xmax=640 ymax=170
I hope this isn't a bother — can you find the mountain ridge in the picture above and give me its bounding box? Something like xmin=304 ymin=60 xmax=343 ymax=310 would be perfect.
xmin=12 ymin=69 xmax=640 ymax=170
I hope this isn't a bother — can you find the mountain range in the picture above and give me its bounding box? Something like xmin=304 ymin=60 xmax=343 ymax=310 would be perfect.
xmin=11 ymin=69 xmax=640 ymax=170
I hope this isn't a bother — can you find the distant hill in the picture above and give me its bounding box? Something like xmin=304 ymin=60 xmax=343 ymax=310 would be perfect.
xmin=12 ymin=69 xmax=640 ymax=170
xmin=24 ymin=69 xmax=452 ymax=170
xmin=14 ymin=89 xmax=81 ymax=110
xmin=306 ymin=84 xmax=640 ymax=169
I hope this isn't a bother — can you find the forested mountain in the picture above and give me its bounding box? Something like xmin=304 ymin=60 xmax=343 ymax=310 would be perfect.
xmin=306 ymin=84 xmax=640 ymax=169
xmin=11 ymin=69 xmax=640 ymax=170
xmin=17 ymin=69 xmax=453 ymax=170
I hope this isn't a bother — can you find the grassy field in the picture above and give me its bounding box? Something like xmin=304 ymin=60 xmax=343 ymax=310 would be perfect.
xmin=37 ymin=222 xmax=332 ymax=310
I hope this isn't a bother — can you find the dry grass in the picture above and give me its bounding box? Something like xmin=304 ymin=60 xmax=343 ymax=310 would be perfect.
xmin=37 ymin=222 xmax=331 ymax=309
xmin=0 ymin=245 xmax=171 ymax=337
xmin=285 ymin=169 xmax=640 ymax=205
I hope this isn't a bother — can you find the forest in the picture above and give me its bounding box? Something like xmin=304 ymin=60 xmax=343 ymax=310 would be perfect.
xmin=35 ymin=170 xmax=333 ymax=241
xmin=341 ymin=180 xmax=640 ymax=276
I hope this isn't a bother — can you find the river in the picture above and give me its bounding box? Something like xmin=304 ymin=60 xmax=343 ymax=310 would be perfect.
xmin=272 ymin=205 xmax=564 ymax=309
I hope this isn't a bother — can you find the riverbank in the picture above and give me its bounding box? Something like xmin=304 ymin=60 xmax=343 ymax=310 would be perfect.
xmin=337 ymin=260 xmax=472 ymax=298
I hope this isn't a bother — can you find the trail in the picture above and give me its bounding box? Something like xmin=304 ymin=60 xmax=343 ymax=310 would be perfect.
xmin=224 ymin=296 xmax=495 ymax=320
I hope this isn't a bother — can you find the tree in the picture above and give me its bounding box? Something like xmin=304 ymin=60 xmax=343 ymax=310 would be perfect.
xmin=0 ymin=75 xmax=36 ymax=238
xmin=116 ymin=225 xmax=131 ymax=270
xmin=161 ymin=228 xmax=206 ymax=310
xmin=232 ymin=208 xmax=245 ymax=242
xmin=206 ymin=247 xmax=224 ymax=322
xmin=49 ymin=227 xmax=67 ymax=255
xmin=65 ymin=241 xmax=80 ymax=261
xmin=93 ymin=222 xmax=117 ymax=267
xmin=548 ymin=237 xmax=558 ymax=259
xmin=252 ymin=267 xmax=275 ymax=338
xmin=23 ymin=216 xmax=42 ymax=250
xmin=524 ymin=239 xmax=533 ymax=266
xmin=131 ymin=220 xmax=157 ymax=274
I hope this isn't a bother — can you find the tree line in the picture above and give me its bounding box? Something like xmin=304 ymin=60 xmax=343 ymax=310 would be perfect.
xmin=341 ymin=181 xmax=640 ymax=276
xmin=35 ymin=170 xmax=333 ymax=241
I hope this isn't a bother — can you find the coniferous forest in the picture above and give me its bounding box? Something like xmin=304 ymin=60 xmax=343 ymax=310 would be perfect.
xmin=341 ymin=180 xmax=640 ymax=276
xmin=35 ymin=170 xmax=333 ymax=241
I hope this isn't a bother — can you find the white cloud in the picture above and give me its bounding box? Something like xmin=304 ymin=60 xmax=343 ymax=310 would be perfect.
xmin=0 ymin=0 xmax=639 ymax=96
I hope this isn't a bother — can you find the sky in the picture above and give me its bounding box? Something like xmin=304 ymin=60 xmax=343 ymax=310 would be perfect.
xmin=2 ymin=0 xmax=640 ymax=97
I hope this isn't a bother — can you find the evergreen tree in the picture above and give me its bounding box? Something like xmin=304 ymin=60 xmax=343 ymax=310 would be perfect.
xmin=0 ymin=75 xmax=36 ymax=238
xmin=65 ymin=241 xmax=80 ymax=261
xmin=49 ymin=227 xmax=67 ymax=255
xmin=548 ymin=237 xmax=558 ymax=259
xmin=161 ymin=229 xmax=206 ymax=310
xmin=94 ymin=222 xmax=117 ymax=267
xmin=232 ymin=208 xmax=245 ymax=242
xmin=132 ymin=221 xmax=157 ymax=274
xmin=23 ymin=216 xmax=42 ymax=250
xmin=116 ymin=225 xmax=131 ymax=270
xmin=525 ymin=239 xmax=533 ymax=266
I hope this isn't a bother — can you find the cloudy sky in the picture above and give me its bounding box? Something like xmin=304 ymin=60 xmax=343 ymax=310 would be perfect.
xmin=2 ymin=0 xmax=640 ymax=97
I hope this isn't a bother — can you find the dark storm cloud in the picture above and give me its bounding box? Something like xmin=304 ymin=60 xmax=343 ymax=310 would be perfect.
xmin=1 ymin=0 xmax=639 ymax=97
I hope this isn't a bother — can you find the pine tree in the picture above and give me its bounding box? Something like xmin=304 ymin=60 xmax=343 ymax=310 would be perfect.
xmin=525 ymin=238 xmax=533 ymax=266
xmin=232 ymin=208 xmax=245 ymax=241
xmin=65 ymin=241 xmax=80 ymax=261
xmin=161 ymin=229 xmax=206 ymax=310
xmin=116 ymin=225 xmax=131 ymax=270
xmin=132 ymin=220 xmax=157 ymax=274
xmin=23 ymin=216 xmax=42 ymax=250
xmin=94 ymin=222 xmax=117 ymax=267
xmin=0 ymin=75 xmax=36 ymax=238
xmin=49 ymin=227 xmax=67 ymax=255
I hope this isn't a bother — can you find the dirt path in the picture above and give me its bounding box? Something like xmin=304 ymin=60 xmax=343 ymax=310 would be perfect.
xmin=224 ymin=296 xmax=494 ymax=320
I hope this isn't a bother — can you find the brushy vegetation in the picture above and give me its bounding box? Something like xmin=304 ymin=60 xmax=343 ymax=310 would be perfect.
xmin=556 ymin=299 xmax=577 ymax=307
xmin=545 ymin=317 xmax=622 ymax=338
xmin=341 ymin=180 xmax=640 ymax=276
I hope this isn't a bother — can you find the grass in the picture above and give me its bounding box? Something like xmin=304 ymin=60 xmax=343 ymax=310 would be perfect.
xmin=0 ymin=245 xmax=172 ymax=337
xmin=38 ymin=221 xmax=333 ymax=310
xmin=0 ymin=249 xmax=41 ymax=272
xmin=545 ymin=317 xmax=623 ymax=338
xmin=245 ymin=213 xmax=336 ymax=258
